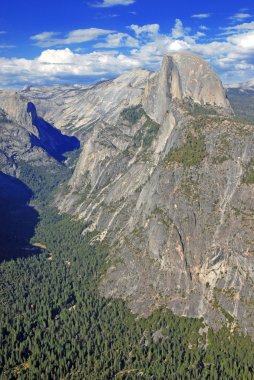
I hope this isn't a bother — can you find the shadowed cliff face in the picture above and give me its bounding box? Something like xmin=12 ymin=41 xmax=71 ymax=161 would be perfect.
xmin=27 ymin=102 xmax=80 ymax=161
xmin=0 ymin=100 xmax=80 ymax=260
xmin=0 ymin=98 xmax=80 ymax=189
xmin=0 ymin=172 xmax=39 ymax=262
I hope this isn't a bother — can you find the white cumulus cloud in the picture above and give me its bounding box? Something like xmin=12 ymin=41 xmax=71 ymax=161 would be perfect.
xmin=1 ymin=17 xmax=254 ymax=87
xmin=94 ymin=32 xmax=139 ymax=48
xmin=129 ymin=24 xmax=160 ymax=37
xmin=0 ymin=49 xmax=141 ymax=87
xmin=172 ymin=19 xmax=190 ymax=38
xmin=228 ymin=31 xmax=254 ymax=49
xmin=220 ymin=21 xmax=254 ymax=35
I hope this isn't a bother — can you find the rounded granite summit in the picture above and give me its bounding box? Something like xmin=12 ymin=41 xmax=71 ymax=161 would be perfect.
xmin=143 ymin=51 xmax=232 ymax=123
xmin=166 ymin=51 xmax=231 ymax=107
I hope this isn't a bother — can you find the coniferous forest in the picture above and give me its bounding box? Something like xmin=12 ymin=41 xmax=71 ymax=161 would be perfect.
xmin=0 ymin=160 xmax=254 ymax=379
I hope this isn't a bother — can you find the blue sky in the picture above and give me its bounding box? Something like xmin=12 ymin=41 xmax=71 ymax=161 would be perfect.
xmin=0 ymin=0 xmax=253 ymax=87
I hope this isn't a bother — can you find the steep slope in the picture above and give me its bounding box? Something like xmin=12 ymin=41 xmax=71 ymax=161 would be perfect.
xmin=56 ymin=52 xmax=254 ymax=337
xmin=0 ymin=92 xmax=80 ymax=175
xmin=0 ymin=92 xmax=80 ymax=259
xmin=0 ymin=106 xmax=51 ymax=176
xmin=27 ymin=102 xmax=79 ymax=161
xmin=20 ymin=69 xmax=155 ymax=139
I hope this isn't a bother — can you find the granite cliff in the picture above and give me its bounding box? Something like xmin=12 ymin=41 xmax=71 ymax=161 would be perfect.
xmin=0 ymin=51 xmax=253 ymax=337
xmin=56 ymin=52 xmax=254 ymax=337
xmin=0 ymin=91 xmax=79 ymax=175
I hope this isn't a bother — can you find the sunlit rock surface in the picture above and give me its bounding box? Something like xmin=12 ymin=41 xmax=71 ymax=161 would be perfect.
xmin=55 ymin=52 xmax=254 ymax=336
xmin=1 ymin=52 xmax=253 ymax=337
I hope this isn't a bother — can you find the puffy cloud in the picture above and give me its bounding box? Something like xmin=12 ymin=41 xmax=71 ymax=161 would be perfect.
xmin=91 ymin=0 xmax=135 ymax=8
xmin=37 ymin=48 xmax=76 ymax=64
xmin=0 ymin=49 xmax=140 ymax=87
xmin=227 ymin=31 xmax=254 ymax=49
xmin=129 ymin=24 xmax=160 ymax=37
xmin=129 ymin=33 xmax=190 ymax=69
xmin=191 ymin=14 xmax=211 ymax=19
xmin=31 ymin=28 xmax=114 ymax=47
xmin=172 ymin=19 xmax=190 ymax=38
xmin=94 ymin=32 xmax=139 ymax=48
xmin=169 ymin=40 xmax=189 ymax=51
xmin=1 ymin=18 xmax=254 ymax=87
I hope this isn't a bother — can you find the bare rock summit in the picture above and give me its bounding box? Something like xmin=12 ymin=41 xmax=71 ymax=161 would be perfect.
xmin=144 ymin=51 xmax=232 ymax=124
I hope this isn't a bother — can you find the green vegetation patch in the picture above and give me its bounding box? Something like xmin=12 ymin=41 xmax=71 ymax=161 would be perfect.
xmin=164 ymin=132 xmax=206 ymax=168
xmin=133 ymin=116 xmax=160 ymax=150
xmin=121 ymin=105 xmax=145 ymax=124
xmin=212 ymin=135 xmax=232 ymax=165
xmin=178 ymin=176 xmax=200 ymax=202
xmin=242 ymin=159 xmax=254 ymax=185
xmin=121 ymin=106 xmax=160 ymax=152
xmin=190 ymin=102 xmax=218 ymax=116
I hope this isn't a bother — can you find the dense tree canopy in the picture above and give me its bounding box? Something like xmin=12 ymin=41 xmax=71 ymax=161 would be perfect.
xmin=0 ymin=160 xmax=253 ymax=379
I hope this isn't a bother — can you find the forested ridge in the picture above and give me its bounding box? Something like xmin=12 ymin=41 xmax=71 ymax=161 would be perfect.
xmin=0 ymin=161 xmax=254 ymax=379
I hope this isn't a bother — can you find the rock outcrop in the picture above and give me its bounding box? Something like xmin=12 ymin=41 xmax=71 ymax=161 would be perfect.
xmin=0 ymin=106 xmax=50 ymax=176
xmin=0 ymin=93 xmax=80 ymax=175
xmin=55 ymin=52 xmax=254 ymax=337
xmin=143 ymin=52 xmax=232 ymax=124
xmin=1 ymin=51 xmax=253 ymax=337
xmin=21 ymin=68 xmax=154 ymax=139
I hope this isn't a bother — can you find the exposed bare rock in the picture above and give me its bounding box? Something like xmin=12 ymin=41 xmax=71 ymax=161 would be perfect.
xmin=1 ymin=51 xmax=253 ymax=337
xmin=143 ymin=52 xmax=232 ymax=124
xmin=0 ymin=90 xmax=37 ymax=135
xmin=0 ymin=107 xmax=51 ymax=176
xmin=0 ymin=94 xmax=80 ymax=175
xmin=20 ymin=68 xmax=155 ymax=139
xmin=56 ymin=52 xmax=254 ymax=337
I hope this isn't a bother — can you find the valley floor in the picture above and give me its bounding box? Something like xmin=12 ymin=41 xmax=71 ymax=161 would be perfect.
xmin=0 ymin=162 xmax=253 ymax=379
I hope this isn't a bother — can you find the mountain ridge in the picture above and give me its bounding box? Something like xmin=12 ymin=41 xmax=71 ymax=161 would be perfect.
xmin=52 ymin=52 xmax=254 ymax=336
xmin=0 ymin=51 xmax=253 ymax=337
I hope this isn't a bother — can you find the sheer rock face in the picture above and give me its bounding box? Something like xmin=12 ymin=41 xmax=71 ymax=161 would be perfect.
xmin=143 ymin=52 xmax=232 ymax=124
xmin=0 ymin=90 xmax=37 ymax=135
xmin=1 ymin=52 xmax=254 ymax=336
xmin=0 ymin=93 xmax=79 ymax=176
xmin=0 ymin=106 xmax=51 ymax=176
xmin=58 ymin=102 xmax=254 ymax=336
xmin=55 ymin=53 xmax=254 ymax=337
